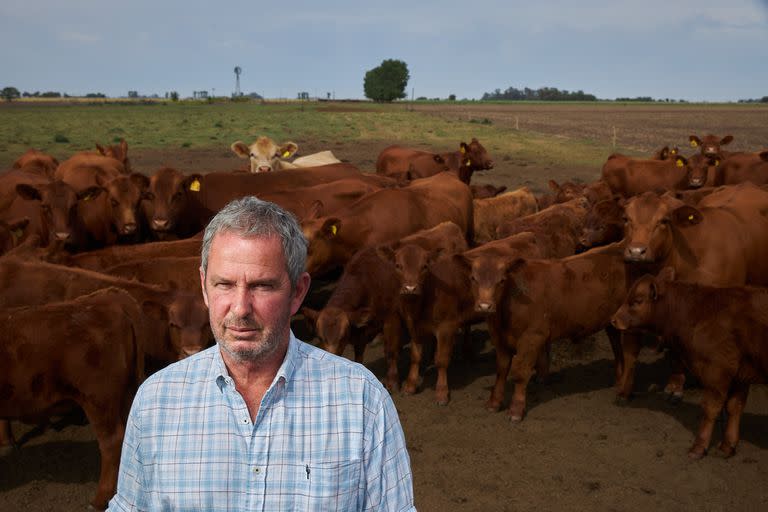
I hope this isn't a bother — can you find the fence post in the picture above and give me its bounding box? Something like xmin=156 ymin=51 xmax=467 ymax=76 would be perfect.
xmin=612 ymin=126 xmax=617 ymax=148
xmin=516 ymin=116 xmax=519 ymax=130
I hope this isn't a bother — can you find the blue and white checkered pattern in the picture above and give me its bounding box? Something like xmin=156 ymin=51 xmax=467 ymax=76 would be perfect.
xmin=108 ymin=332 xmax=415 ymax=511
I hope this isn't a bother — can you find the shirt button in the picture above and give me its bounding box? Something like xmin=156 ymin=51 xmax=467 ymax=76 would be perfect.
xmin=242 ymin=418 xmax=249 ymax=424
xmin=253 ymin=467 xmax=261 ymax=474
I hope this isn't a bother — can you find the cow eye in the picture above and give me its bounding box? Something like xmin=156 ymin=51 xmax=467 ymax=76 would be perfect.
xmin=143 ymin=192 xmax=155 ymax=200
xmin=110 ymin=198 xmax=119 ymax=207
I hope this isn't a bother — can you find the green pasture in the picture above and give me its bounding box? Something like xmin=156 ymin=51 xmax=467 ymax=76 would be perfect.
xmin=0 ymin=101 xmax=619 ymax=171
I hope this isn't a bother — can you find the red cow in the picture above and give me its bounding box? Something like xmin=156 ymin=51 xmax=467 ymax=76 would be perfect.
xmin=470 ymin=183 xmax=507 ymax=199
xmin=617 ymin=183 xmax=768 ymax=400
xmin=601 ymin=153 xmax=694 ymax=197
xmin=578 ymin=198 xmax=625 ymax=250
xmin=612 ymin=268 xmax=768 ymax=459
xmin=0 ymin=288 xmax=146 ymax=509
xmin=302 ymin=172 xmax=473 ymax=276
xmin=376 ymin=138 xmax=494 ymax=183
xmin=689 ymin=134 xmax=733 ymax=158
xmin=105 ymin=255 xmax=202 ymax=293
xmin=301 ymin=247 xmax=402 ymax=390
xmin=95 ymin=139 xmax=131 ymax=172
xmin=473 ymin=187 xmax=538 ymax=243
xmin=11 ymin=148 xmax=59 ymax=178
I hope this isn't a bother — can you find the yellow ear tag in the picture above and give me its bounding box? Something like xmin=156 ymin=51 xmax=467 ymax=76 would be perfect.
xmin=330 ymin=225 xmax=338 ymax=236
xmin=460 ymin=146 xmax=466 ymax=154
xmin=715 ymin=159 xmax=720 ymax=166
xmin=671 ymin=149 xmax=677 ymax=155
xmin=190 ymin=179 xmax=201 ymax=192
xmin=676 ymin=159 xmax=684 ymax=168
xmin=466 ymin=158 xmax=472 ymax=167
xmin=11 ymin=229 xmax=23 ymax=240
xmin=690 ymin=140 xmax=698 ymax=147
xmin=688 ymin=214 xmax=695 ymax=221
xmin=282 ymin=151 xmax=292 ymax=158
xmin=83 ymin=194 xmax=92 ymax=202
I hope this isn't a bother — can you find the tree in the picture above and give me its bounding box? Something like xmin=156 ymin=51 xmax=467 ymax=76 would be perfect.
xmin=1 ymin=87 xmax=20 ymax=102
xmin=363 ymin=59 xmax=409 ymax=102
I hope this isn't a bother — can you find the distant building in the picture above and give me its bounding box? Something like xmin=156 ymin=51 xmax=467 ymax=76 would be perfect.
xmin=193 ymin=90 xmax=209 ymax=99
xmin=128 ymin=90 xmax=139 ymax=98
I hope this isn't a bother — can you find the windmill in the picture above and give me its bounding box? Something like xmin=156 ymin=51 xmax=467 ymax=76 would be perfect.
xmin=234 ymin=66 xmax=242 ymax=97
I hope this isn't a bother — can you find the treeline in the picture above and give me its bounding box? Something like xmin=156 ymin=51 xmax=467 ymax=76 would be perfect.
xmin=738 ymin=96 xmax=768 ymax=103
xmin=481 ymin=86 xmax=597 ymax=101
xmin=20 ymin=91 xmax=105 ymax=98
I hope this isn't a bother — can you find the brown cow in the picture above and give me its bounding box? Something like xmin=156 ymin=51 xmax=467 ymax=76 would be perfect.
xmin=712 ymin=150 xmax=768 ymax=187
xmin=601 ymin=153 xmax=694 ymax=197
xmin=689 ymin=134 xmax=733 ymax=158
xmin=578 ymin=198 xmax=625 ymax=250
xmin=473 ymin=187 xmax=538 ymax=243
xmin=612 ymin=268 xmax=768 ymax=459
xmin=470 ymin=183 xmax=507 ymax=199
xmin=496 ymin=197 xmax=591 ymax=256
xmin=301 ymin=246 xmax=402 ymax=390
xmin=617 ymin=183 xmax=768 ymax=399
xmin=0 ymin=288 xmax=146 ymax=509
xmin=11 ymin=148 xmax=59 ymax=178
xmin=68 ymin=236 xmax=202 ymax=270
xmin=302 ymin=172 xmax=473 ymax=276
xmin=230 ymin=136 xmax=299 ymax=172
xmin=95 ymin=139 xmax=131 ymax=172
xmin=651 ymin=146 xmax=680 ymax=160
xmin=376 ymin=138 xmax=494 ymax=183
xmin=486 ymin=243 xmax=635 ymax=421
xmin=55 ymin=153 xmax=127 ymax=191
xmin=141 ymin=164 xmax=366 ymax=239
xmin=105 ymin=255 xmax=202 ymax=293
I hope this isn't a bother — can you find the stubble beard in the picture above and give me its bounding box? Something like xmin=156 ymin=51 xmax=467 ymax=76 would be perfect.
xmin=215 ymin=310 xmax=291 ymax=364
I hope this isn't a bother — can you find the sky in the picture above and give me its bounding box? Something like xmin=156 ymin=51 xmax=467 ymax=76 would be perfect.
xmin=1 ymin=0 xmax=767 ymax=102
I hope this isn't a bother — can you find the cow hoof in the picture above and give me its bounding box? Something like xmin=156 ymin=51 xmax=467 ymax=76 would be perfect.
xmin=485 ymin=401 xmax=502 ymax=413
xmin=687 ymin=447 xmax=707 ymax=460
xmin=402 ymin=384 xmax=418 ymax=396
xmin=508 ymin=414 xmax=523 ymax=423
xmin=716 ymin=442 xmax=736 ymax=458
xmin=614 ymin=395 xmax=630 ymax=407
xmin=435 ymin=399 xmax=449 ymax=407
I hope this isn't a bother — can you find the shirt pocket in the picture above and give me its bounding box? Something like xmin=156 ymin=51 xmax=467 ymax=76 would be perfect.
xmin=304 ymin=459 xmax=362 ymax=511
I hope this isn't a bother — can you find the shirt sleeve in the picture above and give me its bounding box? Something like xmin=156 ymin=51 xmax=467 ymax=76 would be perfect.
xmin=106 ymin=389 xmax=148 ymax=512
xmin=362 ymin=385 xmax=416 ymax=512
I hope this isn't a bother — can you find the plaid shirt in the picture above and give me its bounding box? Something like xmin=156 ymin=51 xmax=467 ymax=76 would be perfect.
xmin=108 ymin=331 xmax=415 ymax=511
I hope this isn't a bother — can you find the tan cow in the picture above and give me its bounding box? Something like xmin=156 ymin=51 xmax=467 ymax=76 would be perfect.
xmin=230 ymin=136 xmax=301 ymax=172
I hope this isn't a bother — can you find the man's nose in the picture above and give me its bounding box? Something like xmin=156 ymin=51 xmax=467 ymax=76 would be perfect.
xmin=231 ymin=287 xmax=252 ymax=315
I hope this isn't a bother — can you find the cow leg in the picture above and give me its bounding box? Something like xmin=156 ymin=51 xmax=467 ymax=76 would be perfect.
xmin=81 ymin=403 xmax=126 ymax=510
xmin=615 ymin=331 xmax=642 ymax=403
xmin=402 ymin=334 xmax=424 ymax=396
xmin=663 ymin=350 xmax=686 ymax=402
xmin=534 ymin=342 xmax=551 ymax=383
xmin=433 ymin=324 xmax=458 ymax=406
xmin=507 ymin=334 xmax=545 ymax=422
xmin=0 ymin=420 xmax=16 ymax=454
xmin=352 ymin=340 xmax=366 ymax=363
xmin=605 ymin=325 xmax=624 ymax=386
xmin=718 ymin=383 xmax=750 ymax=458
xmin=382 ymin=314 xmax=402 ymax=393
xmin=486 ymin=321 xmax=513 ymax=412
xmin=689 ymin=388 xmax=727 ymax=459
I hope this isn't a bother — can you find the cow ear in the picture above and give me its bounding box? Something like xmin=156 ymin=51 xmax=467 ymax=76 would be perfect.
xmin=505 ymin=257 xmax=526 ymax=274
xmin=183 ymin=174 xmax=203 ymax=193
xmin=231 ymin=141 xmax=250 ymax=158
xmin=120 ymin=139 xmax=128 ymax=155
xmin=95 ymin=143 xmax=106 ymax=155
xmin=78 ymin=186 xmax=103 ymax=202
xmin=321 ymin=218 xmax=341 ymax=238
xmin=376 ymin=244 xmax=396 ymax=263
xmin=671 ymin=204 xmax=703 ymax=226
xmin=459 ymin=142 xmax=468 ymax=154
xmin=674 ymin=155 xmax=687 ymax=168
xmin=759 ymin=151 xmax=768 ymax=163
xmin=658 ymin=146 xmax=669 ymax=160
xmin=452 ymin=253 xmax=471 ymax=271
xmin=307 ymin=200 xmax=324 ymax=220
xmin=130 ymin=173 xmax=150 ymax=191
xmin=720 ymin=135 xmax=734 ymax=146
xmin=279 ymin=142 xmax=298 ymax=159
xmin=548 ymin=179 xmax=560 ymax=192
xmin=689 ymin=135 xmax=701 ymax=148
xmin=15 ymin=183 xmax=42 ymax=201
xmin=8 ymin=217 xmax=30 ymax=232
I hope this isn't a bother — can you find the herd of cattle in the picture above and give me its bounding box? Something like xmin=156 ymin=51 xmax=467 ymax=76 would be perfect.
xmin=0 ymin=133 xmax=767 ymax=509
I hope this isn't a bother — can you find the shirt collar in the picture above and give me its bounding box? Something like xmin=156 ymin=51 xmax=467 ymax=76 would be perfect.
xmin=212 ymin=330 xmax=300 ymax=391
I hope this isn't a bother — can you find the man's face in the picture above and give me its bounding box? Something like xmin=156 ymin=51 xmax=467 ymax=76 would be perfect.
xmin=200 ymin=231 xmax=310 ymax=363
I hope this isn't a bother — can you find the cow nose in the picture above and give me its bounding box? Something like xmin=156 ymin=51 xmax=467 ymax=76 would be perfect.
xmin=476 ymin=302 xmax=494 ymax=313
xmin=625 ymin=246 xmax=647 ymax=260
xmin=123 ymin=223 xmax=137 ymax=234
xmin=153 ymin=218 xmax=169 ymax=230
xmin=402 ymin=285 xmax=417 ymax=294
xmin=258 ymin=165 xmax=272 ymax=173
xmin=54 ymin=231 xmax=71 ymax=241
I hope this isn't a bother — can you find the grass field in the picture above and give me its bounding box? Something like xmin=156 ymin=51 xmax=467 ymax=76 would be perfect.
xmin=11 ymin=100 xmax=763 ymax=172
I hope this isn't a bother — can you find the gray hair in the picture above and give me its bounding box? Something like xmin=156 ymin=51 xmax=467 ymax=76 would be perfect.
xmin=200 ymin=196 xmax=308 ymax=287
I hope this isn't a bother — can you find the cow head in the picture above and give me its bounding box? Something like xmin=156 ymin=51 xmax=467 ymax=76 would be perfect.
xmin=302 ymin=306 xmax=370 ymax=356
xmin=579 ymin=199 xmax=625 ymax=250
xmin=459 ymin=251 xmax=525 ymax=314
xmin=302 ymin=217 xmax=343 ymax=276
xmin=689 ymin=134 xmax=733 ymax=158
xmin=16 ymin=180 xmax=102 ymax=243
xmin=611 ymin=267 xmax=675 ymax=330
xmin=685 ymin=153 xmax=721 ymax=188
xmin=378 ymin=244 xmax=441 ymax=296
xmin=622 ymin=192 xmax=702 ymax=263
xmin=143 ymin=291 xmax=212 ymax=360
xmin=98 ymin=173 xmax=150 ymax=237
xmin=652 ymin=146 xmax=680 ymax=161
xmin=142 ymin=167 xmax=203 ymax=236
xmin=95 ymin=139 xmax=131 ymax=173
xmin=460 ymin=138 xmax=494 ymax=171
xmin=231 ymin=136 xmax=298 ymax=173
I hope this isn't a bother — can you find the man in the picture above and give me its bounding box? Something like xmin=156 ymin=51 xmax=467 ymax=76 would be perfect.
xmin=108 ymin=197 xmax=415 ymax=511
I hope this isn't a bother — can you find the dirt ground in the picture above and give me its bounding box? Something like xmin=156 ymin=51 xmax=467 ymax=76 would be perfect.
xmin=2 ymin=123 xmax=767 ymax=511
